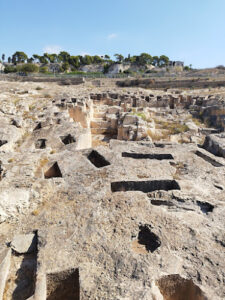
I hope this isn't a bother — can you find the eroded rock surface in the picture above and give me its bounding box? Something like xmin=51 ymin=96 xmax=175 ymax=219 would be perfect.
xmin=0 ymin=80 xmax=224 ymax=299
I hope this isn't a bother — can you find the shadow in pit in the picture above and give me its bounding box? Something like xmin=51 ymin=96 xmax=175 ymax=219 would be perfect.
xmin=156 ymin=274 xmax=207 ymax=300
xmin=12 ymin=235 xmax=37 ymax=300
xmin=138 ymin=225 xmax=161 ymax=253
xmin=111 ymin=180 xmax=180 ymax=193
xmin=87 ymin=150 xmax=110 ymax=168
xmin=46 ymin=268 xmax=80 ymax=300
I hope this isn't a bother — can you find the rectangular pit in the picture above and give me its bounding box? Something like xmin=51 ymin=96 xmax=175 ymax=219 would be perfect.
xmin=47 ymin=268 xmax=80 ymax=300
xmin=122 ymin=152 xmax=174 ymax=160
xmin=195 ymin=150 xmax=223 ymax=167
xmin=87 ymin=150 xmax=110 ymax=168
xmin=111 ymin=180 xmax=180 ymax=193
xmin=44 ymin=162 xmax=62 ymax=179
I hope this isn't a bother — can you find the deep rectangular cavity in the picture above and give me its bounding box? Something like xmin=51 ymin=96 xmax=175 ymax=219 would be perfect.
xmin=4 ymin=233 xmax=38 ymax=300
xmin=47 ymin=268 xmax=80 ymax=300
xmin=151 ymin=199 xmax=174 ymax=206
xmin=195 ymin=150 xmax=223 ymax=167
xmin=111 ymin=180 xmax=180 ymax=193
xmin=0 ymin=140 xmax=7 ymax=147
xmin=87 ymin=150 xmax=110 ymax=168
xmin=44 ymin=162 xmax=62 ymax=178
xmin=122 ymin=152 xmax=174 ymax=160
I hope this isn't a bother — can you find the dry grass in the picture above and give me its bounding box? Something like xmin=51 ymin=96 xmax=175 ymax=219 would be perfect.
xmin=34 ymin=157 xmax=49 ymax=178
xmin=39 ymin=157 xmax=49 ymax=167
xmin=13 ymin=98 xmax=21 ymax=105
xmin=171 ymin=162 xmax=186 ymax=180
xmin=191 ymin=117 xmax=203 ymax=126
xmin=44 ymin=93 xmax=52 ymax=98
xmin=32 ymin=209 xmax=40 ymax=216
xmin=15 ymin=131 xmax=30 ymax=148
xmin=137 ymin=174 xmax=149 ymax=179
xmin=147 ymin=129 xmax=168 ymax=141
xmin=154 ymin=119 xmax=189 ymax=135
xmin=92 ymin=139 xmax=109 ymax=148
xmin=22 ymin=111 xmax=37 ymax=121
xmin=29 ymin=104 xmax=36 ymax=111
xmin=178 ymin=137 xmax=190 ymax=144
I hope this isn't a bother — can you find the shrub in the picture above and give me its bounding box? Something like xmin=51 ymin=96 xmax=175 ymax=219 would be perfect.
xmin=62 ymin=62 xmax=70 ymax=72
xmin=103 ymin=63 xmax=110 ymax=74
xmin=39 ymin=66 xmax=48 ymax=73
xmin=4 ymin=65 xmax=18 ymax=73
xmin=184 ymin=66 xmax=191 ymax=71
xmin=216 ymin=65 xmax=225 ymax=70
xmin=19 ymin=63 xmax=39 ymax=73
xmin=123 ymin=69 xmax=133 ymax=74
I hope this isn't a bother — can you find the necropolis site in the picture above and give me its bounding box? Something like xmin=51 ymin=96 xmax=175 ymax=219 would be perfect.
xmin=0 ymin=69 xmax=225 ymax=299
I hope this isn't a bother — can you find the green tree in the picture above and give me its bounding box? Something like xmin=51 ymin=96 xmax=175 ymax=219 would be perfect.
xmin=2 ymin=54 xmax=5 ymax=62
xmin=152 ymin=56 xmax=159 ymax=66
xmin=158 ymin=55 xmax=169 ymax=67
xmin=84 ymin=55 xmax=93 ymax=65
xmin=139 ymin=53 xmax=153 ymax=65
xmin=12 ymin=51 xmax=28 ymax=64
xmin=8 ymin=57 xmax=11 ymax=63
xmin=39 ymin=56 xmax=48 ymax=64
xmin=124 ymin=54 xmax=131 ymax=62
xmin=93 ymin=55 xmax=103 ymax=64
xmin=44 ymin=53 xmax=58 ymax=63
xmin=114 ymin=54 xmax=124 ymax=63
xmin=104 ymin=55 xmax=110 ymax=60
xmin=27 ymin=57 xmax=34 ymax=63
xmin=129 ymin=55 xmax=138 ymax=63
xmin=62 ymin=62 xmax=70 ymax=72
xmin=33 ymin=54 xmax=41 ymax=63
xmin=51 ymin=54 xmax=58 ymax=63
xmin=43 ymin=53 xmax=51 ymax=63
xmin=68 ymin=56 xmax=80 ymax=69
xmin=58 ymin=51 xmax=70 ymax=62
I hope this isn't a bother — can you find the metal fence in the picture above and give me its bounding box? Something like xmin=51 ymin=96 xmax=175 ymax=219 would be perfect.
xmin=20 ymin=73 xmax=130 ymax=79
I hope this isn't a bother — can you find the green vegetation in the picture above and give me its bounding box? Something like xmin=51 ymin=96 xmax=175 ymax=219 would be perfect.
xmin=4 ymin=65 xmax=17 ymax=73
xmin=12 ymin=51 xmax=28 ymax=64
xmin=19 ymin=63 xmax=39 ymax=73
xmin=39 ymin=66 xmax=48 ymax=73
xmin=4 ymin=51 xmax=171 ymax=68
xmin=154 ymin=119 xmax=189 ymax=135
xmin=132 ymin=112 xmax=148 ymax=121
xmin=61 ymin=61 xmax=70 ymax=72
xmin=4 ymin=63 xmax=39 ymax=74
xmin=2 ymin=50 xmax=179 ymax=75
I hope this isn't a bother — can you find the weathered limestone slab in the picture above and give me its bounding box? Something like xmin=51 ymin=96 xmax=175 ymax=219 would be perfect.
xmin=0 ymin=249 xmax=11 ymax=300
xmin=11 ymin=233 xmax=37 ymax=254
xmin=203 ymin=133 xmax=225 ymax=157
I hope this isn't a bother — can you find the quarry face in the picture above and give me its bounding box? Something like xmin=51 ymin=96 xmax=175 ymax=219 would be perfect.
xmin=0 ymin=79 xmax=224 ymax=300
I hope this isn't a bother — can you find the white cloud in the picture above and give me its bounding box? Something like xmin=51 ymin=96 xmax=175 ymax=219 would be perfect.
xmin=107 ymin=33 xmax=118 ymax=40
xmin=43 ymin=45 xmax=63 ymax=54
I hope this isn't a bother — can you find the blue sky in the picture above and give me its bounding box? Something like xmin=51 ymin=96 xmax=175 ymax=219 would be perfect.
xmin=1 ymin=0 xmax=225 ymax=68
